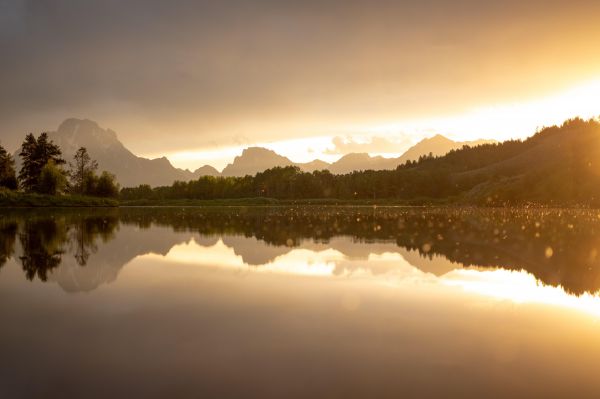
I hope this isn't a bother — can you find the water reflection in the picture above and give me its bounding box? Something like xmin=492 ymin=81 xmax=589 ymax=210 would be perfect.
xmin=18 ymin=218 xmax=66 ymax=281
xmin=2 ymin=207 xmax=600 ymax=296
xmin=0 ymin=220 xmax=17 ymax=269
xmin=4 ymin=207 xmax=600 ymax=398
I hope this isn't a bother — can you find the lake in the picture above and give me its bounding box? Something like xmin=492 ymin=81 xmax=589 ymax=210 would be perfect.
xmin=2 ymin=206 xmax=600 ymax=398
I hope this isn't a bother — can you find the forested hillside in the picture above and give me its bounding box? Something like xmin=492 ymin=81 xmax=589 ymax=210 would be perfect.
xmin=120 ymin=118 xmax=600 ymax=206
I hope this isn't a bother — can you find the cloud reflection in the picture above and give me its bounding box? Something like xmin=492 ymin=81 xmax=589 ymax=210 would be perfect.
xmin=141 ymin=237 xmax=600 ymax=317
xmin=443 ymin=268 xmax=600 ymax=317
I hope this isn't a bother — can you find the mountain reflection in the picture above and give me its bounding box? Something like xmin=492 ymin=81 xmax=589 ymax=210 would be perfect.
xmin=68 ymin=216 xmax=119 ymax=266
xmin=2 ymin=207 xmax=600 ymax=295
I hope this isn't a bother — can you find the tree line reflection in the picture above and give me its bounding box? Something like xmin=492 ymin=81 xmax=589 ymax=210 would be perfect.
xmin=2 ymin=207 xmax=600 ymax=295
xmin=0 ymin=211 xmax=119 ymax=283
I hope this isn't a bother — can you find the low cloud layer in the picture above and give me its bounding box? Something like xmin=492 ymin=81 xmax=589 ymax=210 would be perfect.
xmin=325 ymin=135 xmax=413 ymax=155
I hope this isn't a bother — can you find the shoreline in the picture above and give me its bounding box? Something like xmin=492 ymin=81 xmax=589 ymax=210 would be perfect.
xmin=1 ymin=194 xmax=595 ymax=209
xmin=0 ymin=191 xmax=118 ymax=207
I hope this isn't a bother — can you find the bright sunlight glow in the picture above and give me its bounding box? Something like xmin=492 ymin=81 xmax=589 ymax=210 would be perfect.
xmin=443 ymin=268 xmax=600 ymax=317
xmin=155 ymin=78 xmax=600 ymax=171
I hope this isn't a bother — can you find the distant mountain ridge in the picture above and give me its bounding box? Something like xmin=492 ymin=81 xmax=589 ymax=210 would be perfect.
xmin=221 ymin=147 xmax=294 ymax=177
xmin=397 ymin=134 xmax=496 ymax=165
xmin=220 ymin=135 xmax=495 ymax=176
xmin=14 ymin=118 xmax=219 ymax=187
xmin=15 ymin=118 xmax=495 ymax=187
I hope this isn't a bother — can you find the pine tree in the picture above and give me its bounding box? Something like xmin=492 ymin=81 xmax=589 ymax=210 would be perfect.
xmin=18 ymin=133 xmax=65 ymax=193
xmin=17 ymin=134 xmax=37 ymax=191
xmin=0 ymin=143 xmax=18 ymax=190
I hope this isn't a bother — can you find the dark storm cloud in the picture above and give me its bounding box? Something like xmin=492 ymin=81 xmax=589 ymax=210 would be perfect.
xmin=1 ymin=0 xmax=600 ymax=153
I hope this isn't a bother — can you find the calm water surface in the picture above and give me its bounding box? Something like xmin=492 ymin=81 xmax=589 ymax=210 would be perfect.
xmin=2 ymin=206 xmax=600 ymax=398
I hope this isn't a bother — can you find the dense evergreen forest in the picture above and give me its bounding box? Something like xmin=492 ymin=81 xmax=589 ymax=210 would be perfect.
xmin=121 ymin=118 xmax=600 ymax=206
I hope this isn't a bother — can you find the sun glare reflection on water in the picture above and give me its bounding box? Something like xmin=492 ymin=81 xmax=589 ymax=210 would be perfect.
xmin=443 ymin=269 xmax=600 ymax=318
xmin=142 ymin=237 xmax=600 ymax=318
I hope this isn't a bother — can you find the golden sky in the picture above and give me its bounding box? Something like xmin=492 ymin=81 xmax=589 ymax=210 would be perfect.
xmin=1 ymin=1 xmax=600 ymax=169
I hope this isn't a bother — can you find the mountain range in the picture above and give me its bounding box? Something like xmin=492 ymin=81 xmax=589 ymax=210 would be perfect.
xmin=221 ymin=135 xmax=495 ymax=176
xmin=15 ymin=118 xmax=494 ymax=187
xmin=32 ymin=119 xmax=220 ymax=187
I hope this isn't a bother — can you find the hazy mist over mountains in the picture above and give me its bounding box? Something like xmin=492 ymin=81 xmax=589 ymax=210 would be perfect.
xmin=15 ymin=119 xmax=220 ymax=187
xmin=16 ymin=118 xmax=494 ymax=187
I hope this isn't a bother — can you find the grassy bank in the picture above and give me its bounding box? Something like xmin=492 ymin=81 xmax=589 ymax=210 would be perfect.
xmin=119 ymin=196 xmax=455 ymax=207
xmin=1 ymin=191 xmax=579 ymax=208
xmin=0 ymin=189 xmax=118 ymax=207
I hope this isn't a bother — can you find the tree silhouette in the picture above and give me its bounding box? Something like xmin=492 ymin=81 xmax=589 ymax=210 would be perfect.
xmin=94 ymin=171 xmax=120 ymax=198
xmin=0 ymin=143 xmax=18 ymax=190
xmin=18 ymin=133 xmax=65 ymax=193
xmin=69 ymin=147 xmax=98 ymax=195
